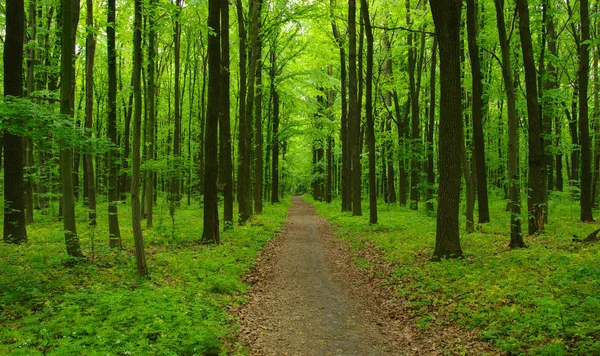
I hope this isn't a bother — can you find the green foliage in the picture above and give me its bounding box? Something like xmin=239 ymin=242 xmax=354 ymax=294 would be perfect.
xmin=309 ymin=195 xmax=600 ymax=355
xmin=0 ymin=197 xmax=291 ymax=355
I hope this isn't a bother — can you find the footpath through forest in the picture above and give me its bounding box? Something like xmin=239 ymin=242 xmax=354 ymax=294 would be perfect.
xmin=234 ymin=196 xmax=496 ymax=355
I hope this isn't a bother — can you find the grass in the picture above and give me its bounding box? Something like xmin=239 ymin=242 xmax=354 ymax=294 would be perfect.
xmin=308 ymin=190 xmax=600 ymax=355
xmin=0 ymin=195 xmax=291 ymax=355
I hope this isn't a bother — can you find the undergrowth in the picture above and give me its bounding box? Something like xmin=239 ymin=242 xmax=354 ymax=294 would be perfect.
xmin=309 ymin=191 xmax=600 ymax=355
xmin=0 ymin=196 xmax=290 ymax=355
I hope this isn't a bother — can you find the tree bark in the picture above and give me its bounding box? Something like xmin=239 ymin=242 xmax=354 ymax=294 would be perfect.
xmin=3 ymin=0 xmax=28 ymax=244
xmin=253 ymin=5 xmax=264 ymax=214
xmin=348 ymin=0 xmax=362 ymax=216
xmin=495 ymin=0 xmax=525 ymax=248
xmin=145 ymin=0 xmax=156 ymax=228
xmin=516 ymin=0 xmax=545 ymax=234
xmin=425 ymin=38 xmax=437 ymax=213
xmin=132 ymin=0 xmax=149 ymax=276
xmin=84 ymin=0 xmax=97 ymax=226
xmin=467 ymin=0 xmax=490 ymax=223
xmin=431 ymin=0 xmax=463 ymax=260
xmin=271 ymin=50 xmax=281 ymax=204
xmin=202 ymin=0 xmax=221 ymax=244
xmin=220 ymin=0 xmax=234 ymax=228
xmin=60 ymin=0 xmax=83 ymax=257
xmin=579 ymin=0 xmax=594 ymax=222
xmin=171 ymin=0 xmax=183 ymax=206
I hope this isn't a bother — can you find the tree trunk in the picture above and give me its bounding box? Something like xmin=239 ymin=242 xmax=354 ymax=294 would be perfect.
xmin=24 ymin=0 xmax=36 ymax=225
xmin=132 ymin=0 xmax=149 ymax=276
xmin=3 ymin=0 xmax=28 ymax=244
xmin=271 ymin=51 xmax=280 ymax=204
xmin=331 ymin=0 xmax=351 ymax=211
xmin=202 ymin=0 xmax=222 ymax=244
xmin=85 ymin=0 xmax=97 ymax=226
xmin=219 ymin=1 xmax=233 ymax=228
xmin=107 ymin=0 xmax=122 ymax=248
xmin=254 ymin=8 xmax=264 ymax=215
xmin=495 ymin=0 xmax=525 ymax=248
xmin=426 ymin=38 xmax=437 ymax=213
xmin=348 ymin=0 xmax=362 ymax=216
xmin=360 ymin=0 xmax=376 ymax=224
xmin=326 ymin=65 xmax=334 ymax=203
xmin=145 ymin=0 xmax=156 ymax=228
xmin=467 ymin=0 xmax=490 ymax=223
xmin=516 ymin=0 xmax=545 ymax=234
xmin=60 ymin=0 xmax=83 ymax=257
xmin=431 ymin=0 xmax=463 ymax=260
xmin=171 ymin=0 xmax=183 ymax=206
xmin=579 ymin=0 xmax=594 ymax=222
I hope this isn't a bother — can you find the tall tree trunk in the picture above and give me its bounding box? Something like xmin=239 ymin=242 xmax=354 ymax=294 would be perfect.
xmin=382 ymin=29 xmax=397 ymax=205
xmin=171 ymin=0 xmax=183 ymax=206
xmin=331 ymin=0 xmax=351 ymax=211
xmin=406 ymin=0 xmax=419 ymax=210
xmin=430 ymin=0 xmax=463 ymax=260
xmin=516 ymin=0 xmax=545 ymax=234
xmin=132 ymin=0 xmax=149 ymax=276
xmin=579 ymin=0 xmax=594 ymax=222
xmin=203 ymin=0 xmax=222 ymax=243
xmin=25 ymin=0 xmax=36 ymax=225
xmin=84 ymin=0 xmax=97 ymax=226
xmin=361 ymin=0 xmax=376 ymax=224
xmin=60 ymin=0 xmax=83 ymax=257
xmin=426 ymin=38 xmax=437 ymax=213
xmin=3 ymin=0 xmax=28 ymax=244
xmin=220 ymin=0 xmax=234 ymax=228
xmin=495 ymin=0 xmax=525 ymax=248
xmin=237 ymin=0 xmax=253 ymax=223
xmin=271 ymin=50 xmax=280 ymax=203
xmin=326 ymin=65 xmax=334 ymax=203
xmin=348 ymin=0 xmax=362 ymax=216
xmin=145 ymin=0 xmax=156 ymax=228
xmin=593 ymin=27 xmax=600 ymax=206
xmin=254 ymin=8 xmax=264 ymax=215
xmin=467 ymin=0 xmax=490 ymax=223
xmin=107 ymin=0 xmax=122 ymax=248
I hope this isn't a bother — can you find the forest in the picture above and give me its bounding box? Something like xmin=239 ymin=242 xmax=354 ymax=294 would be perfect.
xmin=1 ymin=0 xmax=600 ymax=354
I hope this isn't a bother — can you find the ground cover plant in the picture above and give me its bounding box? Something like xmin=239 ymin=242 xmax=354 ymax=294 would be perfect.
xmin=309 ymin=192 xmax=600 ymax=355
xmin=0 ymin=197 xmax=290 ymax=355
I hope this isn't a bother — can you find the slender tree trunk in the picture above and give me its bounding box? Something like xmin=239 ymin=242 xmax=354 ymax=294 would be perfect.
xmin=426 ymin=38 xmax=437 ymax=212
xmin=331 ymin=0 xmax=351 ymax=211
xmin=220 ymin=1 xmax=233 ymax=228
xmin=516 ymin=0 xmax=545 ymax=234
xmin=25 ymin=0 xmax=36 ymax=225
xmin=360 ymin=0 xmax=376 ymax=223
xmin=85 ymin=0 xmax=97 ymax=225
xmin=254 ymin=8 xmax=264 ymax=214
xmin=593 ymin=31 xmax=600 ymax=206
xmin=467 ymin=0 xmax=490 ymax=223
xmin=326 ymin=65 xmax=334 ymax=203
xmin=132 ymin=0 xmax=149 ymax=276
xmin=107 ymin=0 xmax=122 ymax=248
xmin=430 ymin=0 xmax=463 ymax=260
xmin=579 ymin=0 xmax=594 ymax=222
xmin=203 ymin=0 xmax=222 ymax=243
xmin=60 ymin=0 xmax=83 ymax=257
xmin=171 ymin=0 xmax=183 ymax=206
xmin=145 ymin=0 xmax=156 ymax=228
xmin=348 ymin=0 xmax=362 ymax=216
xmin=271 ymin=51 xmax=280 ymax=203
xmin=4 ymin=0 xmax=28 ymax=244
xmin=495 ymin=0 xmax=525 ymax=248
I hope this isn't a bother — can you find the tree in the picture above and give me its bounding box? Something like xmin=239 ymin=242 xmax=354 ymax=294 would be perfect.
xmin=348 ymin=0 xmax=362 ymax=216
xmin=145 ymin=0 xmax=157 ymax=228
xmin=253 ymin=0 xmax=264 ymax=215
xmin=203 ymin=0 xmax=221 ymax=244
xmin=495 ymin=0 xmax=525 ymax=248
xmin=132 ymin=0 xmax=149 ymax=276
xmin=60 ymin=0 xmax=84 ymax=257
xmin=3 ymin=0 xmax=28 ymax=244
xmin=425 ymin=38 xmax=437 ymax=213
xmin=516 ymin=0 xmax=544 ymax=235
xmin=361 ymin=0 xmax=376 ymax=224
xmin=579 ymin=0 xmax=594 ymax=222
xmin=84 ymin=0 xmax=97 ymax=226
xmin=107 ymin=0 xmax=122 ymax=248
xmin=430 ymin=0 xmax=463 ymax=260
xmin=466 ymin=0 xmax=490 ymax=223
xmin=171 ymin=0 xmax=183 ymax=207
xmin=270 ymin=49 xmax=281 ymax=204
xmin=220 ymin=0 xmax=234 ymax=228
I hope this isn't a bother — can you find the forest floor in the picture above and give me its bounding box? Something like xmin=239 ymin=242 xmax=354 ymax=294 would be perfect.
xmin=233 ymin=196 xmax=496 ymax=355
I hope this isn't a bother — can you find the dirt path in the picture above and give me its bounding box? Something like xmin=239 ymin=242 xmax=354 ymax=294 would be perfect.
xmin=236 ymin=196 xmax=397 ymax=355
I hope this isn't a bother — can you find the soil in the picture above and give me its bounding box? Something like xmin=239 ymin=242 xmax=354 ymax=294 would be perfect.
xmin=234 ymin=196 xmax=497 ymax=355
